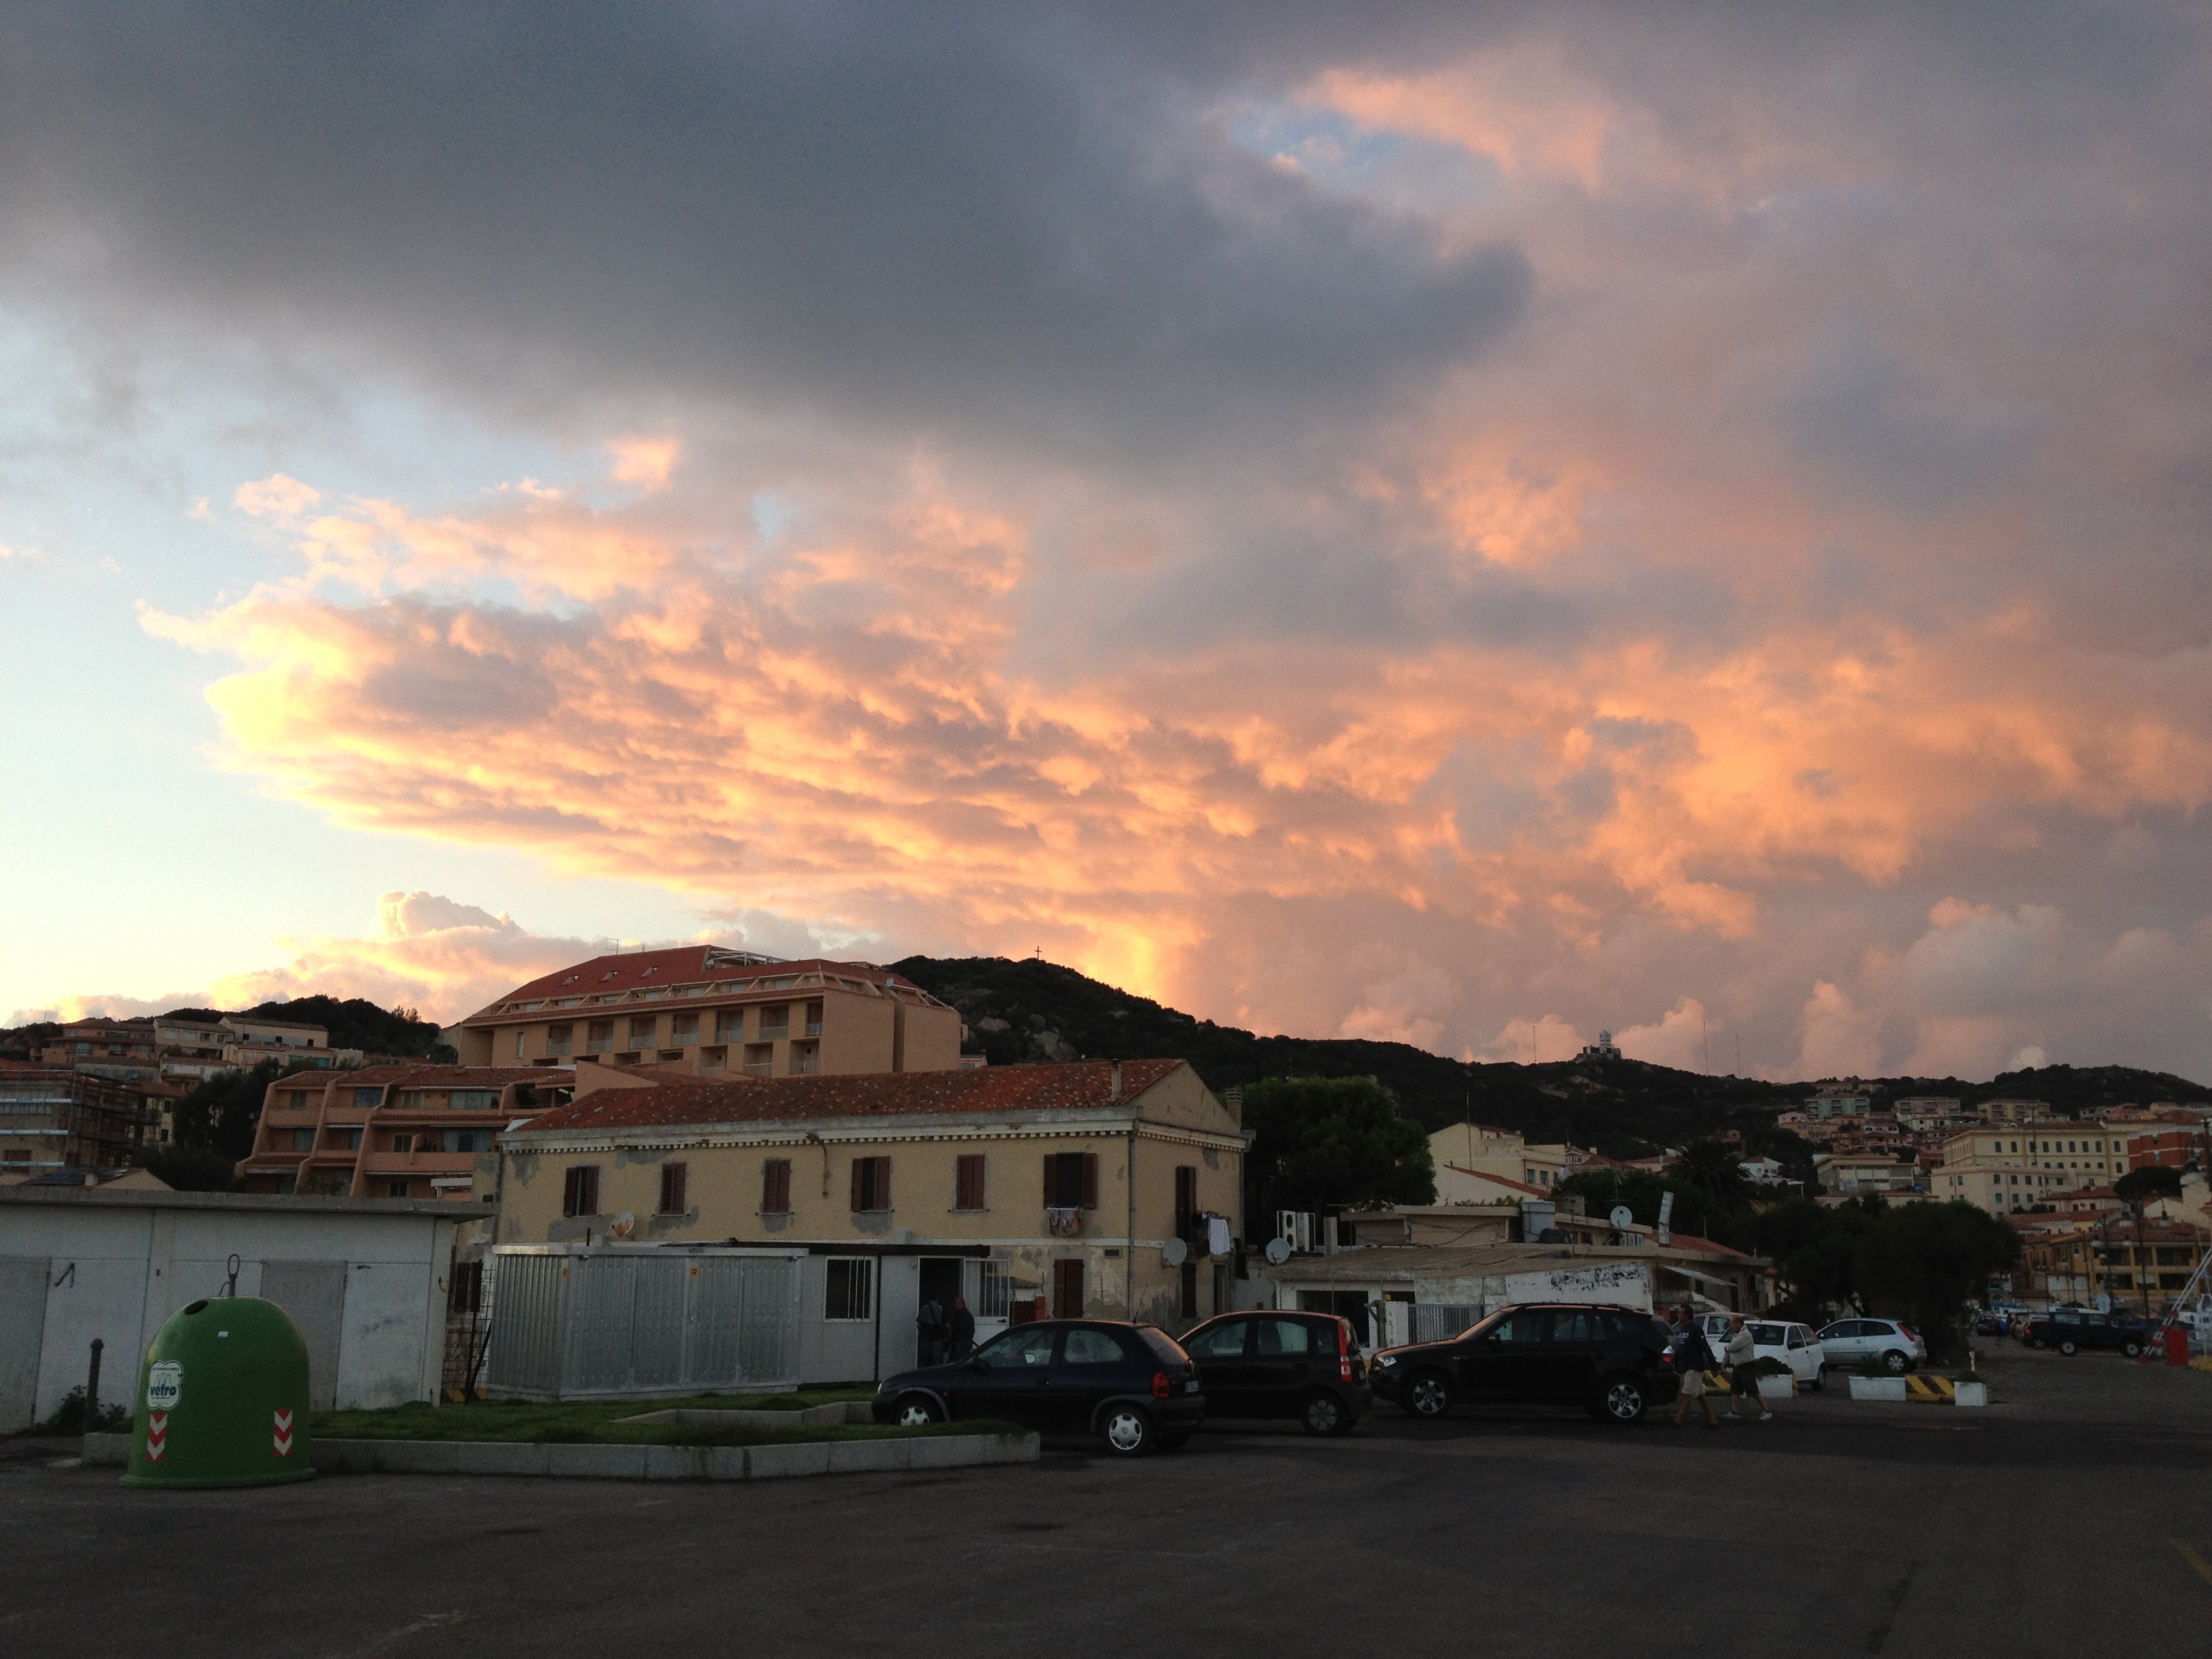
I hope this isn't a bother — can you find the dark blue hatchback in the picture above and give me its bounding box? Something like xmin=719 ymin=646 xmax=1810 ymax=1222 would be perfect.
xmin=871 ymin=1318 xmax=1204 ymax=1455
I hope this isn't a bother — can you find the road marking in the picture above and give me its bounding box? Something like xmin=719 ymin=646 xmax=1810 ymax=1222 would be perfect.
xmin=2173 ymin=1539 xmax=2212 ymax=1588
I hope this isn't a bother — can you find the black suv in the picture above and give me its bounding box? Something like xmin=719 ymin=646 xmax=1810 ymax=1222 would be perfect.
xmin=1176 ymin=1310 xmax=1372 ymax=1435
xmin=2024 ymin=1305 xmax=2150 ymax=1357
xmin=870 ymin=1318 xmax=1204 ymax=1455
xmin=1370 ymin=1303 xmax=1677 ymax=1424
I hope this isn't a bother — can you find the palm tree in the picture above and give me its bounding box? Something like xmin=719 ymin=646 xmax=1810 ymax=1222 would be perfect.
xmin=1666 ymin=1136 xmax=1755 ymax=1226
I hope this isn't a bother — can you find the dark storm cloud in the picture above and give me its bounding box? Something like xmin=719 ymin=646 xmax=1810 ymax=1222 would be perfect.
xmin=0 ymin=1 xmax=1527 ymax=457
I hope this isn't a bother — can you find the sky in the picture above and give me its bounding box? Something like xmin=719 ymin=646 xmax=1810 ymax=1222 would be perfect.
xmin=3 ymin=3 xmax=2209 ymax=1082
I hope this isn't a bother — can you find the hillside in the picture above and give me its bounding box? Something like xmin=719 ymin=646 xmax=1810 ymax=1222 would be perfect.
xmin=890 ymin=955 xmax=2207 ymax=1158
xmin=0 ymin=996 xmax=449 ymax=1062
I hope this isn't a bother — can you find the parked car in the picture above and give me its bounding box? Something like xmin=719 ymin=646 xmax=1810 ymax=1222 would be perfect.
xmin=1815 ymin=1316 xmax=1925 ymax=1374
xmin=2023 ymin=1306 xmax=2149 ymax=1357
xmin=1176 ymin=1310 xmax=1371 ymax=1435
xmin=1741 ymin=1320 xmax=1826 ymax=1389
xmin=871 ymin=1319 xmax=1204 ymax=1455
xmin=1370 ymin=1303 xmax=1677 ymax=1424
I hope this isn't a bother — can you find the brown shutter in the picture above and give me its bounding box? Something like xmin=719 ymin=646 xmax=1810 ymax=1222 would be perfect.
xmin=1045 ymin=1153 xmax=1054 ymax=1206
xmin=878 ymin=1156 xmax=892 ymax=1211
xmin=1082 ymin=1153 xmax=1098 ymax=1210
xmin=851 ymin=1156 xmax=864 ymax=1212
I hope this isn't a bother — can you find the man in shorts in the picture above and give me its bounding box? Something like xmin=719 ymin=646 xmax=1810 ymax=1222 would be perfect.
xmin=1724 ymin=1313 xmax=1773 ymax=1422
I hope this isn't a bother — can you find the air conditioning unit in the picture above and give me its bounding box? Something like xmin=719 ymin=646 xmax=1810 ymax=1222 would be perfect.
xmin=1275 ymin=1211 xmax=1313 ymax=1254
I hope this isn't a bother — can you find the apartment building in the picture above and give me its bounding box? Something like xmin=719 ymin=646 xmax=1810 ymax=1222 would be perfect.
xmin=1428 ymin=1121 xmax=1570 ymax=1193
xmin=2021 ymin=1217 xmax=2210 ymax=1307
xmin=493 ymin=1058 xmax=1247 ymax=1335
xmin=236 ymin=1065 xmax=570 ymax=1198
xmin=0 ymin=1065 xmax=147 ymax=1176
xmin=1936 ymin=1124 xmax=2125 ymax=1214
xmin=448 ymin=948 xmax=963 ymax=1078
xmin=38 ymin=1018 xmax=160 ymax=1082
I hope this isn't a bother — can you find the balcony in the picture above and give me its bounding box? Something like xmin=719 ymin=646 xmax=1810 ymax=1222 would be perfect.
xmin=1046 ymin=1206 xmax=1084 ymax=1237
xmin=804 ymin=1021 xmax=823 ymax=1038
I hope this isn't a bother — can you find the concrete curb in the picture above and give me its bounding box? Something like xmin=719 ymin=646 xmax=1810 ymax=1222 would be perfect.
xmin=81 ymin=1430 xmax=1035 ymax=1481
xmin=619 ymin=1402 xmax=874 ymax=1428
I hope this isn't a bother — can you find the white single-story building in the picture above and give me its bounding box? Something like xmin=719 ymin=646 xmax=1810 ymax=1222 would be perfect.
xmin=0 ymin=1187 xmax=494 ymax=1429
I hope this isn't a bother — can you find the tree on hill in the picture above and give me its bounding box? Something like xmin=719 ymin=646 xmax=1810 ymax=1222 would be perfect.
xmin=1750 ymin=1196 xmax=2018 ymax=1356
xmin=1241 ymin=1076 xmax=1435 ymax=1221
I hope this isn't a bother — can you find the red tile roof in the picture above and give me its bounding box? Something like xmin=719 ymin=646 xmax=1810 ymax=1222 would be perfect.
xmin=1439 ymin=1163 xmax=1548 ymax=1198
xmin=514 ymin=1059 xmax=1189 ymax=1135
xmin=467 ymin=951 xmax=919 ymax=1020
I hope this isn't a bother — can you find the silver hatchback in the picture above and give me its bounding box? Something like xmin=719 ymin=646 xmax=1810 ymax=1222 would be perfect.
xmin=1814 ymin=1317 xmax=1925 ymax=1374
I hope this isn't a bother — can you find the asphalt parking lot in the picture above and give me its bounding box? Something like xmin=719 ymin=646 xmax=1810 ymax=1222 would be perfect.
xmin=5 ymin=1347 xmax=2210 ymax=1659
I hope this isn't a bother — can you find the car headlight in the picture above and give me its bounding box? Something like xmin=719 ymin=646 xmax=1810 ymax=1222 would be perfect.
xmin=1376 ymin=1353 xmax=1398 ymax=1368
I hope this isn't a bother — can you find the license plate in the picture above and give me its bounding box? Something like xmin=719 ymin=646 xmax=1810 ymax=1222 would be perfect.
xmin=1185 ymin=1379 xmax=1199 ymax=1393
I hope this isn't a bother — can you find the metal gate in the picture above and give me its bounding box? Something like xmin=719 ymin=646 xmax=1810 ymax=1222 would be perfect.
xmin=483 ymin=1246 xmax=802 ymax=1399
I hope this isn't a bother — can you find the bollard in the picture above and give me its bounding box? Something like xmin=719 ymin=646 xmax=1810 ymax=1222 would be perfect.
xmin=2167 ymin=1326 xmax=2189 ymax=1367
xmin=85 ymin=1338 xmax=104 ymax=1438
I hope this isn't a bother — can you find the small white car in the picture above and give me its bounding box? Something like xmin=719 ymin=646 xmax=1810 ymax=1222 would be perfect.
xmin=1815 ymin=1316 xmax=1925 ymax=1374
xmin=1692 ymin=1315 xmax=1826 ymax=1389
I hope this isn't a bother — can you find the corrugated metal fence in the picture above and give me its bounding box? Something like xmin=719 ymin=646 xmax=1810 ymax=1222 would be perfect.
xmin=1411 ymin=1303 xmax=1486 ymax=1345
xmin=485 ymin=1247 xmax=802 ymax=1399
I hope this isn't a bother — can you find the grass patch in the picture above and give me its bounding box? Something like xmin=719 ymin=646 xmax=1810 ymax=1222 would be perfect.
xmin=310 ymin=1391 xmax=1017 ymax=1448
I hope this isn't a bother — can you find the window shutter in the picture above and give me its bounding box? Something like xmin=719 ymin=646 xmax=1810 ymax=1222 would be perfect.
xmin=878 ymin=1156 xmax=892 ymax=1211
xmin=1045 ymin=1153 xmax=1054 ymax=1206
xmin=851 ymin=1157 xmax=864 ymax=1212
xmin=1082 ymin=1153 xmax=1098 ymax=1210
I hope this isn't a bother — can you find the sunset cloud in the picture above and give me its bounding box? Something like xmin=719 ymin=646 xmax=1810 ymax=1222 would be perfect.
xmin=9 ymin=6 xmax=2212 ymax=1076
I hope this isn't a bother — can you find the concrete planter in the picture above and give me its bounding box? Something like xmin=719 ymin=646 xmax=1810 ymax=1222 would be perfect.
xmin=1952 ymin=1382 xmax=1988 ymax=1408
xmin=1756 ymin=1374 xmax=1796 ymax=1401
xmin=1849 ymin=1376 xmax=1909 ymax=1401
xmin=83 ymin=1429 xmax=1036 ymax=1481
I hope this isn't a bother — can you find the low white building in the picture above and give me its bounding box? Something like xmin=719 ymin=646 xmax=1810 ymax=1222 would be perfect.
xmin=0 ymin=1186 xmax=492 ymax=1429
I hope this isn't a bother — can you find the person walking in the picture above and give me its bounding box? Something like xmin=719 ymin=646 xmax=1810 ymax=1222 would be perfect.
xmin=1670 ymin=1307 xmax=1721 ymax=1429
xmin=1724 ymin=1313 xmax=1772 ymax=1422
xmin=948 ymin=1295 xmax=977 ymax=1361
xmin=917 ymin=1294 xmax=947 ymax=1367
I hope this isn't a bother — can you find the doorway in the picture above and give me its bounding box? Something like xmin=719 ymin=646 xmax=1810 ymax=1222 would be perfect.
xmin=918 ymin=1256 xmax=964 ymax=1364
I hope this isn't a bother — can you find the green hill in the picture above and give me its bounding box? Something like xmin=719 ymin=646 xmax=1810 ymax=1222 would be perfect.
xmin=890 ymin=955 xmax=2207 ymax=1159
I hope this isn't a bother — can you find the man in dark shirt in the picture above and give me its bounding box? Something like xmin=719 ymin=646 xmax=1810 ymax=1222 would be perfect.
xmin=948 ymin=1296 xmax=978 ymax=1360
xmin=917 ymin=1296 xmax=947 ymax=1366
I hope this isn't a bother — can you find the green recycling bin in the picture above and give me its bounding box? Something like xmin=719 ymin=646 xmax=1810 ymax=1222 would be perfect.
xmin=121 ymin=1295 xmax=316 ymax=1488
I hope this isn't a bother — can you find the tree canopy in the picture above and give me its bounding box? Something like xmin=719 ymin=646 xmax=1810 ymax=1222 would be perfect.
xmin=2114 ymin=1166 xmax=2184 ymax=1204
xmin=1241 ymin=1076 xmax=1435 ymax=1220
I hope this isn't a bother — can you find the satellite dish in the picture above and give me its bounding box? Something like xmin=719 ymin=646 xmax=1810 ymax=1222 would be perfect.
xmin=1162 ymin=1237 xmax=1188 ymax=1267
xmin=1263 ymin=1236 xmax=1292 ymax=1266
xmin=1610 ymin=1205 xmax=1634 ymax=1230
xmin=610 ymin=1211 xmax=636 ymax=1240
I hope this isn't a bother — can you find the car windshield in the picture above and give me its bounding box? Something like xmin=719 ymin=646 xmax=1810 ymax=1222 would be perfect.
xmin=1746 ymin=1323 xmax=1787 ymax=1344
xmin=973 ymin=1326 xmax=1057 ymax=1368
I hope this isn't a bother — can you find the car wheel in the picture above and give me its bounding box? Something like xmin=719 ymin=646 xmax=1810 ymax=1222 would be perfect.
xmin=1155 ymin=1430 xmax=1191 ymax=1452
xmin=1100 ymin=1406 xmax=1153 ymax=1456
xmin=2058 ymin=1338 xmax=2078 ymax=1357
xmin=1300 ymin=1390 xmax=1346 ymax=1437
xmin=895 ymin=1394 xmax=943 ymax=1427
xmin=1809 ymin=1370 xmax=1825 ymax=1392
xmin=1402 ymin=1370 xmax=1452 ymax=1419
xmin=1881 ymin=1349 xmax=1910 ymax=1374
xmin=2122 ymin=1340 xmax=2143 ymax=1358
xmin=1598 ymin=1374 xmax=1647 ymax=1424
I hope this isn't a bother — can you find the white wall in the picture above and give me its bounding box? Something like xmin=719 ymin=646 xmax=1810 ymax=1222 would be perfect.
xmin=0 ymin=1197 xmax=474 ymax=1426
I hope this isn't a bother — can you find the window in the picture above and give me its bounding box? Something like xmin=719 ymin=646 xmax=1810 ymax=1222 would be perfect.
xmin=825 ymin=1258 xmax=874 ymax=1321
xmin=628 ymin=1015 xmax=658 ymax=1047
xmin=1046 ymin=1151 xmax=1098 ymax=1210
xmin=659 ymin=1162 xmax=689 ymax=1215
xmin=714 ymin=1009 xmax=745 ymax=1042
xmin=444 ymin=1129 xmax=488 ymax=1153
xmin=587 ymin=1019 xmax=613 ymax=1050
xmin=387 ymin=1179 xmax=410 ymax=1197
xmin=449 ymin=1261 xmax=483 ymax=1313
xmin=546 ymin=1023 xmax=573 ymax=1055
xmin=761 ymin=1158 xmax=792 ymax=1214
xmin=744 ymin=1044 xmax=775 ymax=1077
xmin=390 ymin=1132 xmax=415 ymax=1153
xmin=804 ymin=1000 xmax=824 ymax=1037
xmin=978 ymin=1326 xmax=1057 ymax=1368
xmin=451 ymin=1090 xmax=498 ymax=1110
xmin=671 ymin=1012 xmax=698 ymax=1044
xmin=563 ymin=1164 xmax=600 ymax=1217
xmin=789 ymin=1040 xmax=820 ymax=1075
xmin=1052 ymin=1258 xmax=1086 ymax=1319
xmin=352 ymin=1086 xmax=385 ymax=1108
xmin=954 ymin=1153 xmax=987 ymax=1212
xmin=851 ymin=1155 xmax=892 ymax=1212
xmin=1174 ymin=1165 xmax=1197 ymax=1237
xmin=1185 ymin=1319 xmax=1252 ymax=1360
xmin=341 ymin=1128 xmax=363 ymax=1151
xmin=514 ymin=1030 xmax=527 ymax=1060
xmin=291 ymin=1129 xmax=315 ymax=1151
xmin=287 ymin=1090 xmax=312 ymax=1110
xmin=1062 ymin=1327 xmax=1131 ymax=1366
xmin=1257 ymin=1318 xmax=1316 ymax=1356
xmin=977 ymin=1261 xmax=1015 ymax=1319
xmin=760 ymin=1005 xmax=790 ymax=1038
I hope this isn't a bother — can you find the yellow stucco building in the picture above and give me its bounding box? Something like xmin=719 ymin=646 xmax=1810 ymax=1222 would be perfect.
xmin=491 ymin=1057 xmax=1250 ymax=1356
